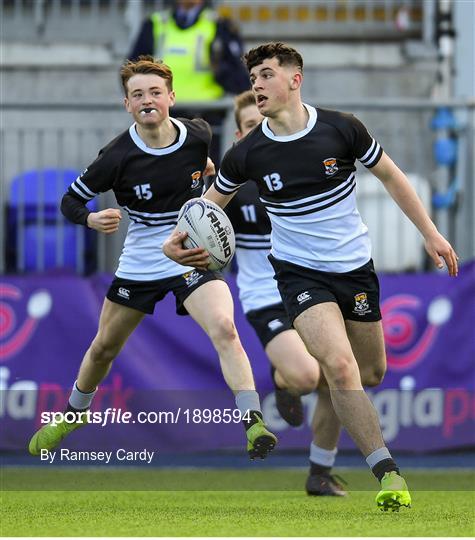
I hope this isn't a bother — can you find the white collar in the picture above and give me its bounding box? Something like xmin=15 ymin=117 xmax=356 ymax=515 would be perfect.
xmin=261 ymin=103 xmax=317 ymax=142
xmin=129 ymin=117 xmax=187 ymax=155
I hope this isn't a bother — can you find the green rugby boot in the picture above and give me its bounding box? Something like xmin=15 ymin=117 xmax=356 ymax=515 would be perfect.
xmin=246 ymin=413 xmax=277 ymax=460
xmin=376 ymin=471 xmax=412 ymax=511
xmin=29 ymin=413 xmax=88 ymax=455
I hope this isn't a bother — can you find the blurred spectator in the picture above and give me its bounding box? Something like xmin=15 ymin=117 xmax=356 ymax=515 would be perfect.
xmin=130 ymin=0 xmax=249 ymax=100
xmin=129 ymin=0 xmax=250 ymax=162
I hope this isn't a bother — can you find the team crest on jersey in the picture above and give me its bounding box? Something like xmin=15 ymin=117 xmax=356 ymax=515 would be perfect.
xmin=353 ymin=292 xmax=371 ymax=315
xmin=190 ymin=171 xmax=202 ymax=189
xmin=323 ymin=157 xmax=338 ymax=176
xmin=183 ymin=270 xmax=203 ymax=288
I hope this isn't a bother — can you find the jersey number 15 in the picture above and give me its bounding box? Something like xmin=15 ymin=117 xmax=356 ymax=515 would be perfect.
xmin=134 ymin=183 xmax=152 ymax=200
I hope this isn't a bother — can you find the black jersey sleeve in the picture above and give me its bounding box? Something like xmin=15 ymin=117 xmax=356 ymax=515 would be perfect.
xmin=347 ymin=114 xmax=383 ymax=168
xmin=61 ymin=192 xmax=91 ymax=225
xmin=183 ymin=117 xmax=212 ymax=150
xmin=213 ymin=143 xmax=247 ymax=196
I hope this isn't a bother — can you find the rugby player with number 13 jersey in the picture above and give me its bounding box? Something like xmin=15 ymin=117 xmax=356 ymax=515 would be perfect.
xmin=166 ymin=43 xmax=458 ymax=509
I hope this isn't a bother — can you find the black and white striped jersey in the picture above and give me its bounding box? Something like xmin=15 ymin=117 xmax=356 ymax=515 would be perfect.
xmin=215 ymin=105 xmax=383 ymax=273
xmin=64 ymin=117 xmax=210 ymax=280
xmin=226 ymin=182 xmax=281 ymax=313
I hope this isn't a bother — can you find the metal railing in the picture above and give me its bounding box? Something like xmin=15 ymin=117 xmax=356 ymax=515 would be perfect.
xmin=215 ymin=0 xmax=431 ymax=40
xmin=1 ymin=0 xmax=434 ymax=53
xmin=1 ymin=98 xmax=473 ymax=275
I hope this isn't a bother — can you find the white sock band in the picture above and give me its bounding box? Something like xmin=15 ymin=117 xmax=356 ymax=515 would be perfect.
xmin=68 ymin=381 xmax=97 ymax=410
xmin=309 ymin=442 xmax=338 ymax=467
xmin=366 ymin=447 xmax=392 ymax=469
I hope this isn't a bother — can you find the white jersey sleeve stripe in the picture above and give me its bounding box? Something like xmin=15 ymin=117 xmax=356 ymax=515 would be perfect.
xmin=75 ymin=177 xmax=97 ymax=197
xmin=216 ymin=171 xmax=241 ymax=194
xmin=70 ymin=182 xmax=95 ymax=200
xmin=359 ymin=138 xmax=376 ymax=162
xmin=361 ymin=142 xmax=381 ymax=166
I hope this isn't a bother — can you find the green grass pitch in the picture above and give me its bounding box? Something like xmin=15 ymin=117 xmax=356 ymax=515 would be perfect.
xmin=1 ymin=468 xmax=474 ymax=536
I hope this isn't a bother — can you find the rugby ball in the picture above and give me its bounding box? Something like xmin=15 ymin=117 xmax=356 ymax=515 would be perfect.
xmin=176 ymin=198 xmax=235 ymax=270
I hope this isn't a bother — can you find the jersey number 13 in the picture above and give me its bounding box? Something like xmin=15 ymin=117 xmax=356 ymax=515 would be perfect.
xmin=263 ymin=173 xmax=283 ymax=191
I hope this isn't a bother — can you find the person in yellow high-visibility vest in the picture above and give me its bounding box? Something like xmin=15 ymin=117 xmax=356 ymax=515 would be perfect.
xmin=129 ymin=1 xmax=250 ymax=162
xmin=130 ymin=0 xmax=249 ymax=100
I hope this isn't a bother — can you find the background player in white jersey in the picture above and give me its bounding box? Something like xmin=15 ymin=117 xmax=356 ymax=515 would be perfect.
xmin=229 ymin=90 xmax=345 ymax=496
xmin=164 ymin=43 xmax=458 ymax=509
xmin=29 ymin=56 xmax=277 ymax=460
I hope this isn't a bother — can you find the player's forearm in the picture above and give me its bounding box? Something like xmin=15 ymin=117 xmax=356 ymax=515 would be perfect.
xmin=372 ymin=154 xmax=438 ymax=240
xmin=382 ymin=175 xmax=438 ymax=239
xmin=61 ymin=192 xmax=90 ymax=226
xmin=202 ymin=185 xmax=236 ymax=209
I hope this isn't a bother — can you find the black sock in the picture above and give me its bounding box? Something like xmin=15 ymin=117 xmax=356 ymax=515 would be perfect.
xmin=242 ymin=410 xmax=263 ymax=431
xmin=372 ymin=458 xmax=399 ymax=482
xmin=65 ymin=403 xmax=88 ymax=421
xmin=310 ymin=462 xmax=332 ymax=476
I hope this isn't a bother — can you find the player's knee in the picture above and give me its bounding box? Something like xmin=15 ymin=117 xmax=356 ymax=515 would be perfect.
xmin=324 ymin=355 xmax=356 ymax=387
xmin=361 ymin=364 xmax=386 ymax=387
xmin=89 ymin=340 xmax=120 ymax=366
xmin=286 ymin=368 xmax=319 ymax=394
xmin=208 ymin=315 xmax=238 ymax=347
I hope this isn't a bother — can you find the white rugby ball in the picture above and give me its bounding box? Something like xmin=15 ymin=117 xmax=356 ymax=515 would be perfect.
xmin=176 ymin=198 xmax=235 ymax=270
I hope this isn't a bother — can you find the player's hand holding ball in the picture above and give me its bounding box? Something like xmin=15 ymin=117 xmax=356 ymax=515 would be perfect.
xmin=87 ymin=208 xmax=122 ymax=234
xmin=163 ymin=198 xmax=235 ymax=270
xmin=163 ymin=229 xmax=210 ymax=270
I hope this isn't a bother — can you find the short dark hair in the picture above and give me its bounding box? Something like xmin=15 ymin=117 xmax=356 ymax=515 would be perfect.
xmin=120 ymin=55 xmax=173 ymax=95
xmin=234 ymin=90 xmax=256 ymax=130
xmin=244 ymin=42 xmax=303 ymax=73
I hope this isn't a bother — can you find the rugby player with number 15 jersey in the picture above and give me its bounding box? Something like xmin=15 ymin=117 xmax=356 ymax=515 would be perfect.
xmin=29 ymin=56 xmax=277 ymax=461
